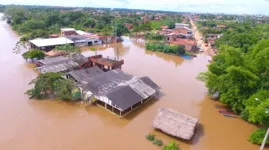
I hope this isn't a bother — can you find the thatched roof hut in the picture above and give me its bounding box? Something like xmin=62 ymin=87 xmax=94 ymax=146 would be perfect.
xmin=152 ymin=108 xmax=198 ymax=140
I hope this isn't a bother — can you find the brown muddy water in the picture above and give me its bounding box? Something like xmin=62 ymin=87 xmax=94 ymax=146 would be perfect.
xmin=0 ymin=14 xmax=265 ymax=150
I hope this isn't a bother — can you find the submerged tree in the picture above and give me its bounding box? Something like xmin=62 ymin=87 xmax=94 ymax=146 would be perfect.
xmin=26 ymin=73 xmax=75 ymax=100
xmin=22 ymin=49 xmax=45 ymax=60
xmin=163 ymin=141 xmax=180 ymax=150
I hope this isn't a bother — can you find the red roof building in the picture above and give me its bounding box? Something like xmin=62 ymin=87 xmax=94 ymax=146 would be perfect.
xmin=170 ymin=38 xmax=197 ymax=52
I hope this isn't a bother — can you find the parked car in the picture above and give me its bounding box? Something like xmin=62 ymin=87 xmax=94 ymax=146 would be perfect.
xmin=199 ymin=48 xmax=204 ymax=52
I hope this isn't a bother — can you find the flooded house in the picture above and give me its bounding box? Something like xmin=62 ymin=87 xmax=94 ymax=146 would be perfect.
xmin=29 ymin=37 xmax=74 ymax=52
xmin=78 ymin=69 xmax=160 ymax=118
xmin=89 ymin=55 xmax=124 ymax=71
xmin=153 ymin=108 xmax=198 ymax=140
xmin=66 ymin=66 xmax=104 ymax=82
xmin=36 ymin=54 xmax=89 ymax=74
xmin=66 ymin=35 xmax=100 ymax=47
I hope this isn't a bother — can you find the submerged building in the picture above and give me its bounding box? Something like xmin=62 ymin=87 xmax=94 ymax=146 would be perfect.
xmin=75 ymin=69 xmax=160 ymax=117
xmin=29 ymin=37 xmax=74 ymax=52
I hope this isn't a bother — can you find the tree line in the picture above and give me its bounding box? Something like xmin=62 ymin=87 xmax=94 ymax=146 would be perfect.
xmin=198 ymin=21 xmax=269 ymax=144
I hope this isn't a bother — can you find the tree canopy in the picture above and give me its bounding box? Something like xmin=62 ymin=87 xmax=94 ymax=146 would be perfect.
xmin=26 ymin=72 xmax=75 ymax=100
xmin=197 ymin=21 xmax=269 ymax=145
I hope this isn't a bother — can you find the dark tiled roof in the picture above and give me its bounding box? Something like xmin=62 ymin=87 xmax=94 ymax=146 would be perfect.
xmin=106 ymin=86 xmax=144 ymax=111
xmin=37 ymin=56 xmax=69 ymax=65
xmin=68 ymin=66 xmax=104 ymax=82
xmin=139 ymin=76 xmax=160 ymax=90
xmin=81 ymin=69 xmax=133 ymax=95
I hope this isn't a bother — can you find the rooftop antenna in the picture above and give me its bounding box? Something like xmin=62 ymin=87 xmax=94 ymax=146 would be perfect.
xmin=114 ymin=21 xmax=119 ymax=61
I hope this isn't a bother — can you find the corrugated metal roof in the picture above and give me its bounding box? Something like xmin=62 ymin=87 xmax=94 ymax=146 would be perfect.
xmin=67 ymin=66 xmax=104 ymax=82
xmin=106 ymin=86 xmax=144 ymax=111
xmin=29 ymin=37 xmax=74 ymax=47
xmin=38 ymin=60 xmax=79 ymax=74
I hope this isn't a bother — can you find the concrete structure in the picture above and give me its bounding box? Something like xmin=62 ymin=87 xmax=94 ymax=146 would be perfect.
xmin=175 ymin=23 xmax=190 ymax=28
xmin=61 ymin=28 xmax=77 ymax=36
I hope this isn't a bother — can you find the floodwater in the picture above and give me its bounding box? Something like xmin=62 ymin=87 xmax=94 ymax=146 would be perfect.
xmin=0 ymin=13 xmax=265 ymax=150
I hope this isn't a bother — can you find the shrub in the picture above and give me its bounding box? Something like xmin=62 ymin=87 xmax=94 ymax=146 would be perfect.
xmin=145 ymin=134 xmax=155 ymax=141
xmin=248 ymin=128 xmax=269 ymax=145
xmin=22 ymin=49 xmax=45 ymax=60
xmin=20 ymin=35 xmax=30 ymax=42
xmin=163 ymin=141 xmax=180 ymax=150
xmin=153 ymin=139 xmax=163 ymax=146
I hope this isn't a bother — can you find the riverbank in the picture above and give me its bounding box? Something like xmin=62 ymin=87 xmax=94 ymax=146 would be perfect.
xmin=0 ymin=12 xmax=266 ymax=150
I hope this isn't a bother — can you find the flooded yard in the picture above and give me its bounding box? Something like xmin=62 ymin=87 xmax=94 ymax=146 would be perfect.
xmin=0 ymin=13 xmax=264 ymax=150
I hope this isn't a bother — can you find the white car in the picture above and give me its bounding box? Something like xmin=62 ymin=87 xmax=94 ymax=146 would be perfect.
xmin=199 ymin=48 xmax=204 ymax=52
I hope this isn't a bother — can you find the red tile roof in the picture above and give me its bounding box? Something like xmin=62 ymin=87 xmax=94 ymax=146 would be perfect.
xmin=172 ymin=28 xmax=190 ymax=35
xmin=170 ymin=38 xmax=196 ymax=51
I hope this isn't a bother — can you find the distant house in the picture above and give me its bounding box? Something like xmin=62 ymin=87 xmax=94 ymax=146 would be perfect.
xmin=29 ymin=37 xmax=74 ymax=52
xmin=66 ymin=35 xmax=100 ymax=47
xmin=124 ymin=23 xmax=134 ymax=30
xmin=169 ymin=38 xmax=197 ymax=52
xmin=216 ymin=25 xmax=226 ymax=29
xmin=172 ymin=27 xmax=193 ymax=37
xmin=61 ymin=28 xmax=77 ymax=36
xmin=207 ymin=34 xmax=220 ymax=39
xmin=175 ymin=23 xmax=190 ymax=28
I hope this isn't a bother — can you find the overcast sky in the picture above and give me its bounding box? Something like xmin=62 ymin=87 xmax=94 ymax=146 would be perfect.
xmin=2 ymin=0 xmax=269 ymax=15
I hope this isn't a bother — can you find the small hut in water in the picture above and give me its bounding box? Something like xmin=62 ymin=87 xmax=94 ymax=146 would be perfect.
xmin=153 ymin=108 xmax=198 ymax=140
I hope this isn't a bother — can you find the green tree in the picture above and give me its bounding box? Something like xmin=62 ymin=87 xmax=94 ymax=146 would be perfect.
xmin=114 ymin=23 xmax=129 ymax=37
xmin=3 ymin=5 xmax=28 ymax=24
xmin=22 ymin=49 xmax=45 ymax=60
xmin=19 ymin=20 xmax=46 ymax=33
xmin=26 ymin=73 xmax=75 ymax=100
xmin=249 ymin=128 xmax=269 ymax=145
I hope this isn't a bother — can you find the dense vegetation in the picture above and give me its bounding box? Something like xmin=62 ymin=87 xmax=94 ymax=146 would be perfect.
xmin=249 ymin=128 xmax=269 ymax=144
xmin=2 ymin=5 xmax=184 ymax=41
xmin=145 ymin=33 xmax=165 ymax=41
xmin=146 ymin=42 xmax=186 ymax=55
xmin=198 ymin=21 xmax=269 ymax=144
xmin=26 ymin=73 xmax=75 ymax=100
xmin=22 ymin=49 xmax=45 ymax=60
xmin=149 ymin=16 xmax=182 ymax=30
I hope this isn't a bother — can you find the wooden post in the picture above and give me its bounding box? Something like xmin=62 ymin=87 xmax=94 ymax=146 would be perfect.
xmin=120 ymin=111 xmax=122 ymax=117
xmin=105 ymin=103 xmax=107 ymax=111
xmin=260 ymin=127 xmax=269 ymax=150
